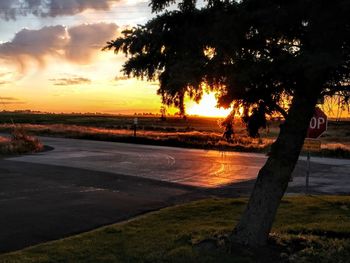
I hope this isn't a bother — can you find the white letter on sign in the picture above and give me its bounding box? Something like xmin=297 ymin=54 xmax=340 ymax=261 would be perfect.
xmin=310 ymin=117 xmax=317 ymax=129
xmin=317 ymin=117 xmax=325 ymax=129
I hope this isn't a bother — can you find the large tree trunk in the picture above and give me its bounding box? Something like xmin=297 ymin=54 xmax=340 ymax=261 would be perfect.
xmin=230 ymin=88 xmax=321 ymax=247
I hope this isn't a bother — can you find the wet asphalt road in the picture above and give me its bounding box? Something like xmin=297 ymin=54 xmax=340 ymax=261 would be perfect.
xmin=1 ymin=137 xmax=349 ymax=253
xmin=0 ymin=160 xmax=204 ymax=253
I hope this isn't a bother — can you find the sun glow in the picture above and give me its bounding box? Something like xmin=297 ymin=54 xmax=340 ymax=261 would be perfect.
xmin=186 ymin=92 xmax=232 ymax=118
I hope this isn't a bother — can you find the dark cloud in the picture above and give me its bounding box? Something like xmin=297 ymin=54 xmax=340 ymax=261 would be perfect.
xmin=0 ymin=23 xmax=118 ymax=70
xmin=0 ymin=97 xmax=26 ymax=104
xmin=0 ymin=0 xmax=119 ymax=20
xmin=114 ymin=75 xmax=129 ymax=81
xmin=0 ymin=81 xmax=10 ymax=85
xmin=0 ymin=102 xmax=26 ymax=105
xmin=50 ymin=77 xmax=91 ymax=86
xmin=0 ymin=0 xmax=17 ymax=20
xmin=0 ymin=97 xmax=18 ymax=100
xmin=0 ymin=25 xmax=67 ymax=69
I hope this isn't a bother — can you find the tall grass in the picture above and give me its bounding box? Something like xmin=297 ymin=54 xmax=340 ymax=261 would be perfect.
xmin=0 ymin=126 xmax=43 ymax=155
xmin=0 ymin=123 xmax=272 ymax=152
xmin=0 ymin=122 xmax=348 ymax=158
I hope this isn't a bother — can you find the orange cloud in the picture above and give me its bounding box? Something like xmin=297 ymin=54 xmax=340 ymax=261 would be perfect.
xmin=49 ymin=77 xmax=91 ymax=86
xmin=0 ymin=97 xmax=26 ymax=105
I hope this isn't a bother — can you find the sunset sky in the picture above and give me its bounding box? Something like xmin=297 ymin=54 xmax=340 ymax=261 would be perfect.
xmin=0 ymin=0 xmax=188 ymax=115
xmin=0 ymin=1 xmax=347 ymax=118
xmin=0 ymin=0 xmax=230 ymax=117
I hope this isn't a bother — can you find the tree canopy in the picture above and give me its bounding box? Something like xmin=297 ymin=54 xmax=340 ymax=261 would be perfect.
xmin=105 ymin=0 xmax=349 ymax=127
xmin=105 ymin=0 xmax=350 ymax=246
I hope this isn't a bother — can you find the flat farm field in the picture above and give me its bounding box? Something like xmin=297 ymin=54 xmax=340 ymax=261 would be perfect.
xmin=0 ymin=113 xmax=349 ymax=158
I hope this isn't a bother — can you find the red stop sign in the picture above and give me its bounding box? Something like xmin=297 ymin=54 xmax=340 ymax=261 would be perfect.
xmin=307 ymin=107 xmax=328 ymax=138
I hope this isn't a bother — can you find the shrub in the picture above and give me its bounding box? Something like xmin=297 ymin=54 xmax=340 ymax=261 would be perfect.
xmin=0 ymin=126 xmax=43 ymax=155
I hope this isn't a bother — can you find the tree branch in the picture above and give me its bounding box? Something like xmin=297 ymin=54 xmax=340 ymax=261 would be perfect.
xmin=271 ymin=103 xmax=288 ymax=119
xmin=321 ymin=84 xmax=350 ymax=97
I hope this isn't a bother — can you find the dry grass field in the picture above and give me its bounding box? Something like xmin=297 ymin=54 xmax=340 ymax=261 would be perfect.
xmin=0 ymin=113 xmax=348 ymax=157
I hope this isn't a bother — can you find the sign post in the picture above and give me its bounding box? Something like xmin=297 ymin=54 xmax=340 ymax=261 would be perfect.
xmin=133 ymin=117 xmax=138 ymax=137
xmin=303 ymin=107 xmax=328 ymax=194
xmin=306 ymin=151 xmax=310 ymax=193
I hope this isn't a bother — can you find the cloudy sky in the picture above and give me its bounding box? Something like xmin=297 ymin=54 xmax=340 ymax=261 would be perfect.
xmin=0 ymin=0 xmax=183 ymax=114
xmin=0 ymin=1 xmax=348 ymax=119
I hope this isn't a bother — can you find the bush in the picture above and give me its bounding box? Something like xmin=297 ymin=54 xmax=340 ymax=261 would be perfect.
xmin=0 ymin=126 xmax=43 ymax=155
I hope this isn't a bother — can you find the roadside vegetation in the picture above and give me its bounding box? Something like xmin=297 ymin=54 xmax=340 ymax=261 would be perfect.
xmin=1 ymin=196 xmax=349 ymax=263
xmin=0 ymin=127 xmax=43 ymax=155
xmin=0 ymin=123 xmax=273 ymax=153
xmin=0 ymin=113 xmax=349 ymax=158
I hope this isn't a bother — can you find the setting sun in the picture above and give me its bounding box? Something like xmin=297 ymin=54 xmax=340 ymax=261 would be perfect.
xmin=185 ymin=92 xmax=232 ymax=118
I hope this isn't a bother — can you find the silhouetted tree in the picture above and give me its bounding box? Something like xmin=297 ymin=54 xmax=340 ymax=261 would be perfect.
xmin=160 ymin=105 xmax=167 ymax=121
xmin=221 ymin=110 xmax=235 ymax=142
xmin=242 ymin=102 xmax=267 ymax=138
xmin=105 ymin=0 xmax=350 ymax=246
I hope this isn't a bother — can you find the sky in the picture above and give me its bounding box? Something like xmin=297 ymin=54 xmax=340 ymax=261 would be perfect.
xmin=0 ymin=0 xmax=231 ymax=117
xmin=0 ymin=0 xmax=220 ymax=116
xmin=0 ymin=1 xmax=347 ymax=118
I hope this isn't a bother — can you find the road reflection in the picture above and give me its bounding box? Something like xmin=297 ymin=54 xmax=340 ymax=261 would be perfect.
xmin=9 ymin=137 xmax=268 ymax=188
xmin=168 ymin=150 xmax=266 ymax=188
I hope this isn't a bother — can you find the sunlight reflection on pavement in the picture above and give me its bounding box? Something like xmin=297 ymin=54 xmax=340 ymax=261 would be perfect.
xmin=7 ymin=137 xmax=266 ymax=188
xmin=7 ymin=137 xmax=350 ymax=191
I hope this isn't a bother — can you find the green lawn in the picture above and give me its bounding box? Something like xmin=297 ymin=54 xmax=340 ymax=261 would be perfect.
xmin=1 ymin=196 xmax=350 ymax=263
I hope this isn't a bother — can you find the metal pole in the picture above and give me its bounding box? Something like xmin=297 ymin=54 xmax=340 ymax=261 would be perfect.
xmin=306 ymin=151 xmax=310 ymax=194
xmin=133 ymin=118 xmax=138 ymax=137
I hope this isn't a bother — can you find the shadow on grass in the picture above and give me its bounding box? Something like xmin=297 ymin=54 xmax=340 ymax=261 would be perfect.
xmin=1 ymin=196 xmax=349 ymax=263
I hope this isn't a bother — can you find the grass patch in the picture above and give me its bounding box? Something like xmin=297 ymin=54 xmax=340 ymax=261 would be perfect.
xmin=1 ymin=196 xmax=350 ymax=262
